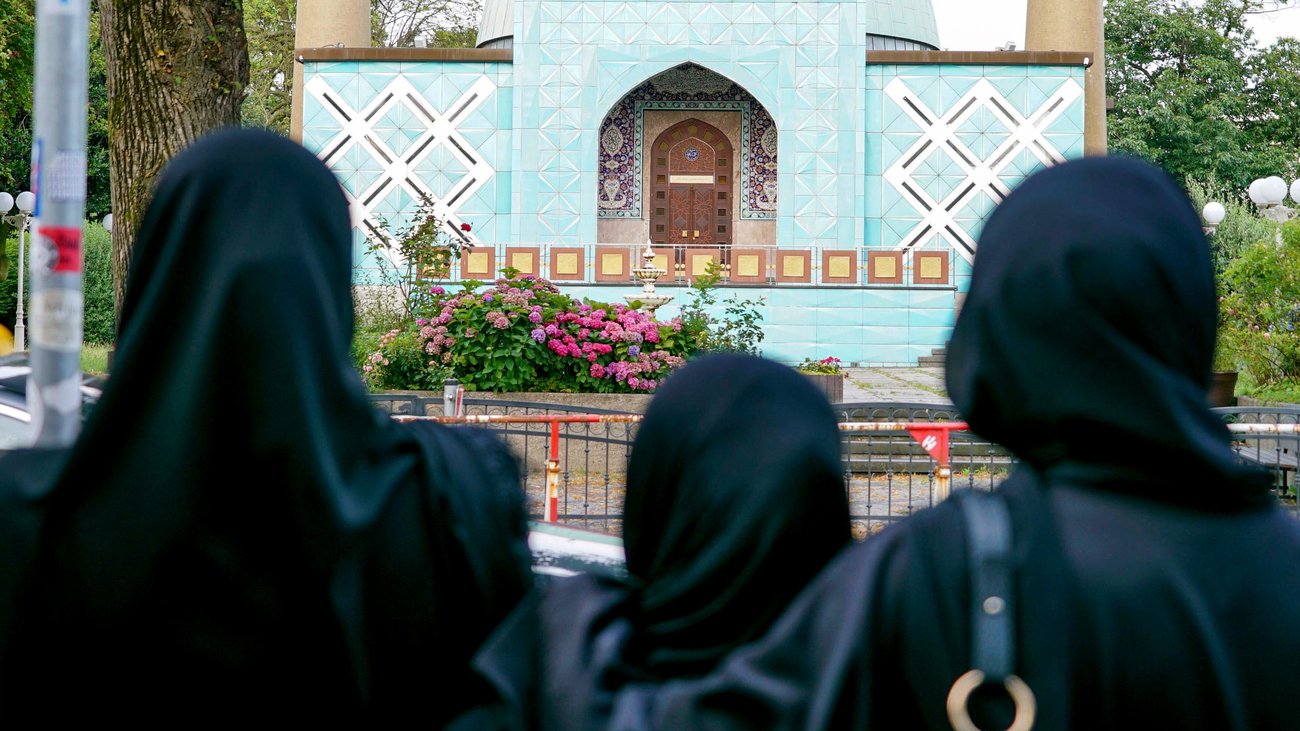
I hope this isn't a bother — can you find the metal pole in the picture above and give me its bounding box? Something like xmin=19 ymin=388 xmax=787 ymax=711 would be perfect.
xmin=545 ymin=422 xmax=561 ymax=523
xmin=14 ymin=217 xmax=27 ymax=351
xmin=28 ymin=0 xmax=89 ymax=446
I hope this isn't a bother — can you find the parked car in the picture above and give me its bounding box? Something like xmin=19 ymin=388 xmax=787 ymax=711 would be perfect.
xmin=0 ymin=353 xmax=103 ymax=449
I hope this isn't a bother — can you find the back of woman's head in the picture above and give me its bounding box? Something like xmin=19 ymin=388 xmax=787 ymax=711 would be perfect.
xmin=622 ymin=354 xmax=850 ymax=677
xmin=946 ymin=156 xmax=1270 ymax=507
xmin=61 ymin=128 xmax=383 ymax=498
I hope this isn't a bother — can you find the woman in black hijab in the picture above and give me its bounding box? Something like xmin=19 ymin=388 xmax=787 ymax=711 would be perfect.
xmin=466 ymin=353 xmax=850 ymax=729
xmin=606 ymin=157 xmax=1300 ymax=730
xmin=0 ymin=129 xmax=532 ymax=724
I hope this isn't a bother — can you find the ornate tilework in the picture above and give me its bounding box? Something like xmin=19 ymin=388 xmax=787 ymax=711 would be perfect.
xmin=597 ymin=64 xmax=777 ymax=220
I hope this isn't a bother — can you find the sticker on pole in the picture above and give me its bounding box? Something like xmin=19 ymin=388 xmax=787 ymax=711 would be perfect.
xmin=48 ymin=151 xmax=87 ymax=203
xmin=34 ymin=226 xmax=83 ymax=274
xmin=29 ymin=139 xmax=42 ymax=217
xmin=29 ymin=289 xmax=84 ymax=353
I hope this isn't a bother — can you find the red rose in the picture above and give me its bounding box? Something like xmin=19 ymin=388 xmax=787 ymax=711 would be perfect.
xmin=460 ymin=222 xmax=472 ymax=232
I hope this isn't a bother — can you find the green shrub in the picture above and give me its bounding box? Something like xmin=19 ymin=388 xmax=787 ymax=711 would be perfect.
xmin=1219 ymin=219 xmax=1300 ymax=386
xmin=678 ymin=261 xmax=765 ymax=356
xmin=379 ymin=270 xmax=689 ymax=393
xmin=358 ymin=327 xmax=451 ymax=391
xmin=1 ymin=225 xmax=115 ymax=345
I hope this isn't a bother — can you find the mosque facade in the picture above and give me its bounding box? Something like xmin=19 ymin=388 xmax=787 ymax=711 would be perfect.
xmin=297 ymin=0 xmax=1091 ymax=364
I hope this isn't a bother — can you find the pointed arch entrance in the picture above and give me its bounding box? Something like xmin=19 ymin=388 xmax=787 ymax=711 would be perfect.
xmin=650 ymin=118 xmax=733 ymax=246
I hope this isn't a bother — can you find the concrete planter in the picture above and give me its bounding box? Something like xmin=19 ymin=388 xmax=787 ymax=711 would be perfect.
xmin=801 ymin=373 xmax=845 ymax=404
xmin=1208 ymin=371 xmax=1238 ymax=408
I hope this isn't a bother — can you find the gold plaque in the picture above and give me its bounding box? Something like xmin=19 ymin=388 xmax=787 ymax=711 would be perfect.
xmin=736 ymin=254 xmax=760 ymax=278
xmin=601 ymin=253 xmax=624 ymax=276
xmin=691 ymin=254 xmax=713 ymax=276
xmin=466 ymin=251 xmax=492 ymax=275
xmin=874 ymin=256 xmax=897 ymax=279
xmin=511 ymin=252 xmax=535 ymax=273
xmin=829 ymin=255 xmax=852 ymax=279
xmin=555 ymin=252 xmax=580 ymax=275
xmin=782 ymin=255 xmax=805 ymax=277
xmin=919 ymin=255 xmax=942 ymax=280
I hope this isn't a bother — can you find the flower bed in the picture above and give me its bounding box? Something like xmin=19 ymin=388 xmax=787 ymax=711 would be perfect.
xmin=363 ymin=270 xmax=689 ymax=393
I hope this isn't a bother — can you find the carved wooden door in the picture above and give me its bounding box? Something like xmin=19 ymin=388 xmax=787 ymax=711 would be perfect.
xmin=650 ymin=118 xmax=733 ymax=246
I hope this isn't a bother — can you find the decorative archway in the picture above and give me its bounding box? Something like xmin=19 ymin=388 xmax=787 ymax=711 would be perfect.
xmin=650 ymin=118 xmax=733 ymax=245
xmin=596 ymin=63 xmax=776 ymax=245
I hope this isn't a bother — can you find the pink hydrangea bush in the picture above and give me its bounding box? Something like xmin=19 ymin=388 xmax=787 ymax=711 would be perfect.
xmin=410 ymin=270 xmax=688 ymax=392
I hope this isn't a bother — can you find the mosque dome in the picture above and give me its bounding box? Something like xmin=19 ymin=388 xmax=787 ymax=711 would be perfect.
xmin=476 ymin=0 xmax=940 ymax=50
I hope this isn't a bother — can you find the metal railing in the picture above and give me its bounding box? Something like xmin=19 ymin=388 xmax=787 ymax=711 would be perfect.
xmin=375 ymin=397 xmax=1300 ymax=536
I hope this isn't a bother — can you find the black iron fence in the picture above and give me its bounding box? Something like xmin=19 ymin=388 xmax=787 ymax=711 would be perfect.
xmin=371 ymin=395 xmax=1300 ymax=536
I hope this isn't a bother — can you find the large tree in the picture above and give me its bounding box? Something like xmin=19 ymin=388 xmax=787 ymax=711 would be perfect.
xmin=1106 ymin=0 xmax=1300 ymax=190
xmin=99 ymin=0 xmax=248 ymax=316
xmin=0 ymin=0 xmax=34 ymax=195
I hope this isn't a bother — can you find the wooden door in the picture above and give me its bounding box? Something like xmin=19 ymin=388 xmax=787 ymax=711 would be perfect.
xmin=650 ymin=118 xmax=733 ymax=247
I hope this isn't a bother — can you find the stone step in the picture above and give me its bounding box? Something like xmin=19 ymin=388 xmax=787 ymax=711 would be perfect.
xmin=916 ymin=347 xmax=947 ymax=366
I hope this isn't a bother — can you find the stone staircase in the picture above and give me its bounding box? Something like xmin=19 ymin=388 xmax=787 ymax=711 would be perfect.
xmin=917 ymin=347 xmax=946 ymax=367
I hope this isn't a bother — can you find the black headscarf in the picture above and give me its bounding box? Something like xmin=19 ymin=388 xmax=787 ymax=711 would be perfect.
xmin=0 ymin=129 xmax=531 ymax=722
xmin=620 ymin=354 xmax=850 ymax=677
xmin=602 ymin=158 xmax=1296 ymax=731
xmin=455 ymin=354 xmax=850 ymax=731
xmin=946 ymin=156 xmax=1272 ymax=508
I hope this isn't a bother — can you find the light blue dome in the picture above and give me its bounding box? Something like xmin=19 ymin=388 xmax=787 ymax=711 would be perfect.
xmin=865 ymin=0 xmax=940 ymax=49
xmin=477 ymin=0 xmax=940 ymax=50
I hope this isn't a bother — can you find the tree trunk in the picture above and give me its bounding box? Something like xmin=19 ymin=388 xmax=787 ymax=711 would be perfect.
xmin=99 ymin=0 xmax=248 ymax=323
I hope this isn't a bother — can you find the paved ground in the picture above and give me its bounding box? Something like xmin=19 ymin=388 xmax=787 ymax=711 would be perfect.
xmin=842 ymin=366 xmax=950 ymax=404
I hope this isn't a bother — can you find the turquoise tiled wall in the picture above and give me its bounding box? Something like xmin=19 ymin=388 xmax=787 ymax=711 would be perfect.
xmin=302 ymin=60 xmax=514 ymax=276
xmin=865 ymin=62 xmax=1086 ymax=295
xmin=519 ymin=0 xmax=937 ymax=249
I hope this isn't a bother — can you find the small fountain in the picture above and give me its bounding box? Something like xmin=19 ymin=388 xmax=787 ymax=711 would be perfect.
xmin=624 ymin=241 xmax=673 ymax=317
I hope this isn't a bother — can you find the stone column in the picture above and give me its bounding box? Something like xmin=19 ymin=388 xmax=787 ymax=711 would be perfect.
xmin=1026 ymin=0 xmax=1106 ymax=155
xmin=290 ymin=0 xmax=371 ymax=142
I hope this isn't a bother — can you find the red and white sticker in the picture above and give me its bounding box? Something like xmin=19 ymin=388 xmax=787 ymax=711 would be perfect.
xmin=35 ymin=226 xmax=83 ymax=274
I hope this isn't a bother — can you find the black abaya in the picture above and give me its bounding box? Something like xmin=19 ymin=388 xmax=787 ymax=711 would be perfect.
xmin=607 ymin=157 xmax=1299 ymax=730
xmin=0 ymin=129 xmax=532 ymax=724
xmin=467 ymin=354 xmax=851 ymax=730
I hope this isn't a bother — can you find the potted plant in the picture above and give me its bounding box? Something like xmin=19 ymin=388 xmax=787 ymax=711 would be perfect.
xmin=1209 ymin=339 xmax=1239 ymax=408
xmin=796 ymin=356 xmax=847 ymax=404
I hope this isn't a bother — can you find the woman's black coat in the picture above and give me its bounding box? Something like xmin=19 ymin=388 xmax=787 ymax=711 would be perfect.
xmin=608 ymin=157 xmax=1300 ymax=730
xmin=0 ymin=129 xmax=532 ymax=724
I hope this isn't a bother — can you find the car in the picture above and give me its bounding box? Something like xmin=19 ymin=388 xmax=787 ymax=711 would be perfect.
xmin=0 ymin=352 xmax=103 ymax=450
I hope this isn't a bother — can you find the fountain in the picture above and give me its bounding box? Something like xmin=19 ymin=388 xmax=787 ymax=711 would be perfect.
xmin=624 ymin=241 xmax=674 ymax=317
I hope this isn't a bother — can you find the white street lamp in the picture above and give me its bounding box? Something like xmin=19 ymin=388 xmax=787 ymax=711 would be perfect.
xmin=102 ymin=213 xmax=113 ymax=232
xmin=1202 ymin=201 xmax=1226 ymax=235
xmin=1 ymin=190 xmax=35 ymax=351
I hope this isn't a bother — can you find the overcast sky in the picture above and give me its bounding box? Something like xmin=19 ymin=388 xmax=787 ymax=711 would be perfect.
xmin=931 ymin=0 xmax=1300 ymax=51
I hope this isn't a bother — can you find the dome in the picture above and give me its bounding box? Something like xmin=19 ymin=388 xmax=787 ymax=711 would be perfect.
xmin=477 ymin=0 xmax=939 ymax=50
xmin=476 ymin=0 xmax=513 ymax=49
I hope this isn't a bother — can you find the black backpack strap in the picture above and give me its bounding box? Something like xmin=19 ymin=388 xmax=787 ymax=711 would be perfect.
xmin=947 ymin=490 xmax=1037 ymax=731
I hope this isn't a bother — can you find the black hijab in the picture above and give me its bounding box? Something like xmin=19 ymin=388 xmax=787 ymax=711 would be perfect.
xmin=0 ymin=129 xmax=531 ymax=722
xmin=620 ymin=354 xmax=850 ymax=677
xmin=946 ymin=156 xmax=1272 ymax=509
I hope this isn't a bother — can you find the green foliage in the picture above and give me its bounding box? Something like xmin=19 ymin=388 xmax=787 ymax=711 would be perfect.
xmin=361 ymin=194 xmax=471 ymax=321
xmin=1106 ymin=0 xmax=1300 ymax=191
xmin=0 ymin=224 xmax=115 ymax=345
xmin=357 ymin=326 xmax=450 ymax=390
xmin=360 ymin=270 xmax=689 ymax=393
xmin=0 ymin=3 xmax=108 ymax=218
xmin=1219 ymin=220 xmax=1300 ymax=385
xmin=371 ymin=0 xmax=482 ymax=47
xmin=678 ymin=261 xmax=765 ymax=356
xmin=1184 ymin=178 xmax=1278 ymax=277
xmin=82 ymin=224 xmax=115 ymax=344
xmin=241 ymin=0 xmax=295 ymax=132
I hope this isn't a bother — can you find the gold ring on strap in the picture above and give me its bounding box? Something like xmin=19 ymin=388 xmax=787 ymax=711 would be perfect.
xmin=945 ymin=669 xmax=1037 ymax=731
